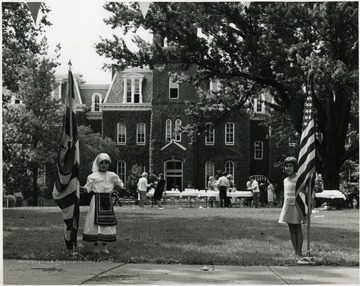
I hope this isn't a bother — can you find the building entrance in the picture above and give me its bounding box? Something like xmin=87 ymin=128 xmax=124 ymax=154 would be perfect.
xmin=164 ymin=160 xmax=183 ymax=191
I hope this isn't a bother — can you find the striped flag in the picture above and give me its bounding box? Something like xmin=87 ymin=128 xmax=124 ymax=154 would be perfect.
xmin=295 ymin=75 xmax=316 ymax=221
xmin=52 ymin=69 xmax=80 ymax=253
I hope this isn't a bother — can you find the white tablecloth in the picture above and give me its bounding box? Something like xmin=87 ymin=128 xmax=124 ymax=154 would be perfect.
xmin=315 ymin=190 xmax=346 ymax=200
xmin=147 ymin=189 xmax=253 ymax=199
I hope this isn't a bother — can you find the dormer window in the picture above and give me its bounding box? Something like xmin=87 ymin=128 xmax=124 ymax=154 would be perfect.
xmin=123 ymin=75 xmax=144 ymax=103
xmin=91 ymin=93 xmax=103 ymax=112
xmin=254 ymin=94 xmax=266 ymax=113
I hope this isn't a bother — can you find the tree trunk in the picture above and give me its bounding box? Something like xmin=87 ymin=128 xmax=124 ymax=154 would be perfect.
xmin=321 ymin=86 xmax=351 ymax=190
xmin=322 ymin=151 xmax=341 ymax=190
xmin=32 ymin=166 xmax=38 ymax=206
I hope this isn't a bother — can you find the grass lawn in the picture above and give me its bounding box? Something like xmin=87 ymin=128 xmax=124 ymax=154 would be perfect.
xmin=2 ymin=206 xmax=359 ymax=266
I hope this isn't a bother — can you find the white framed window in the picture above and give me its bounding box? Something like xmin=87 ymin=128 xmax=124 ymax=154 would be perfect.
xmin=174 ymin=119 xmax=182 ymax=142
xmin=37 ymin=165 xmax=46 ymax=188
xmin=225 ymin=122 xmax=235 ymax=145
xmin=225 ymin=161 xmax=234 ymax=179
xmin=117 ymin=123 xmax=126 ymax=145
xmin=123 ymin=76 xmax=143 ymax=103
xmin=91 ymin=93 xmax=103 ymax=112
xmin=254 ymin=94 xmax=266 ymax=113
xmin=205 ymin=123 xmax=215 ymax=145
xmin=117 ymin=160 xmax=126 ymax=185
xmin=165 ymin=160 xmax=183 ymax=191
xmin=136 ymin=123 xmax=146 ymax=145
xmin=210 ymin=79 xmax=222 ymax=92
xmin=169 ymin=76 xmax=179 ymax=99
xmin=254 ymin=141 xmax=263 ymax=160
xmin=11 ymin=94 xmax=22 ymax=105
xmin=205 ymin=161 xmax=215 ymax=188
xmin=126 ymin=80 xmax=132 ymax=102
xmin=165 ymin=119 xmax=172 ymax=142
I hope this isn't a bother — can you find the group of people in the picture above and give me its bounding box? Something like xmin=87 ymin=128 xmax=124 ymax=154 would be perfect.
xmin=246 ymin=176 xmax=276 ymax=208
xmin=207 ymin=172 xmax=235 ymax=207
xmin=78 ymin=152 xmax=307 ymax=258
xmin=207 ymin=172 xmax=276 ymax=208
xmin=136 ymin=172 xmax=166 ymax=209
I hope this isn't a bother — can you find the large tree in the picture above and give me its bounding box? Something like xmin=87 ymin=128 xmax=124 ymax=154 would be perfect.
xmin=2 ymin=2 xmax=52 ymax=95
xmin=96 ymin=2 xmax=358 ymax=189
xmin=3 ymin=54 xmax=62 ymax=205
xmin=2 ymin=2 xmax=62 ymax=205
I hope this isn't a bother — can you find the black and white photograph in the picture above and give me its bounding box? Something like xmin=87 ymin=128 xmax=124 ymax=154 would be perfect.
xmin=2 ymin=1 xmax=359 ymax=285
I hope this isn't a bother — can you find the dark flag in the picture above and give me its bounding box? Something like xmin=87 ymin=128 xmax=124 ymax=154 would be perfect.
xmin=52 ymin=69 xmax=80 ymax=253
xmin=295 ymin=74 xmax=316 ymax=221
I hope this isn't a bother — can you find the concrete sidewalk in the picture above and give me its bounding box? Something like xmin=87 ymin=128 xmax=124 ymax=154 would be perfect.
xmin=3 ymin=259 xmax=359 ymax=285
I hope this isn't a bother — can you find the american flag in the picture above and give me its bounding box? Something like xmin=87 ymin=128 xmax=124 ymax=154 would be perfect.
xmin=52 ymin=69 xmax=80 ymax=252
xmin=295 ymin=77 xmax=316 ymax=221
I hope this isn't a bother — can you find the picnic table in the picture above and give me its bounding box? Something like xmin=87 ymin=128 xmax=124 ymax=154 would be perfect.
xmin=315 ymin=190 xmax=346 ymax=200
xmin=147 ymin=189 xmax=253 ymax=208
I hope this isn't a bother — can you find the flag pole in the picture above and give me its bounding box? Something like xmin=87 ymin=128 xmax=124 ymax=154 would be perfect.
xmin=307 ymin=177 xmax=312 ymax=258
xmin=304 ymin=66 xmax=315 ymax=264
xmin=53 ymin=59 xmax=80 ymax=256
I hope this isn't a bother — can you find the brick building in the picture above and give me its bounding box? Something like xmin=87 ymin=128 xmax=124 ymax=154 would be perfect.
xmin=52 ymin=64 xmax=271 ymax=191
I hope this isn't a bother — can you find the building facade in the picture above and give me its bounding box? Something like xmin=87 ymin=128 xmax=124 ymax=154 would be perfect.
xmin=52 ymin=64 xmax=270 ymax=191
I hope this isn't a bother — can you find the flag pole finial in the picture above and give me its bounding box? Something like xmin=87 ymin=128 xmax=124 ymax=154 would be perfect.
xmin=68 ymin=60 xmax=72 ymax=71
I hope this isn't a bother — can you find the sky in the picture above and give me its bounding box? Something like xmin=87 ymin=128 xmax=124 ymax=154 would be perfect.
xmin=43 ymin=0 xmax=152 ymax=84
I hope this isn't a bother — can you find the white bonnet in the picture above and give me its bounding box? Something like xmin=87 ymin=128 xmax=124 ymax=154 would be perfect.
xmin=92 ymin=153 xmax=111 ymax=172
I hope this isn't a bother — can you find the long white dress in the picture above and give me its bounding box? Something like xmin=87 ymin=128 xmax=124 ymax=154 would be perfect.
xmin=82 ymin=171 xmax=123 ymax=242
xmin=278 ymin=176 xmax=304 ymax=224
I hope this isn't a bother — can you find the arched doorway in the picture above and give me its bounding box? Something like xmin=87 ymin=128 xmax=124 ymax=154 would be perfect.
xmin=164 ymin=160 xmax=183 ymax=191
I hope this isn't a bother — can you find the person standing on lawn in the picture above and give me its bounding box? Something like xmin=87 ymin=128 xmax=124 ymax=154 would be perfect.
xmin=259 ymin=179 xmax=267 ymax=207
xmin=137 ymin=172 xmax=152 ymax=208
xmin=267 ymin=178 xmax=276 ymax=207
xmin=249 ymin=176 xmax=260 ymax=208
xmin=227 ymin=174 xmax=235 ymax=207
xmin=150 ymin=172 xmax=166 ymax=209
xmin=207 ymin=176 xmax=218 ymax=207
xmin=218 ymin=172 xmax=230 ymax=208
xmin=246 ymin=180 xmax=253 ymax=207
xmin=80 ymin=153 xmax=124 ymax=253
xmin=278 ymin=156 xmax=304 ymax=258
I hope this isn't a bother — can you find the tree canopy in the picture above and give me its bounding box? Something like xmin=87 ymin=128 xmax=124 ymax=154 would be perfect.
xmin=2 ymin=2 xmax=53 ymax=94
xmin=96 ymin=2 xmax=358 ymax=189
xmin=3 ymin=55 xmax=63 ymax=204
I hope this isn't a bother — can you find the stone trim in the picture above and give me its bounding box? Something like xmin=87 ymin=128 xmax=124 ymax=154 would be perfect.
xmin=100 ymin=103 xmax=152 ymax=111
xmin=161 ymin=139 xmax=187 ymax=151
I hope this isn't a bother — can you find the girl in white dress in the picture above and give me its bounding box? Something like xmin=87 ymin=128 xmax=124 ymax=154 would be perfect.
xmin=278 ymin=157 xmax=304 ymax=258
xmin=81 ymin=153 xmax=124 ymax=253
xmin=267 ymin=179 xmax=275 ymax=207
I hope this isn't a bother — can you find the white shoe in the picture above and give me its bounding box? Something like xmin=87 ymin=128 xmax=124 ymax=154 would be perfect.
xmin=93 ymin=244 xmax=100 ymax=253
xmin=159 ymin=207 xmax=164 ymax=209
xmin=100 ymin=244 xmax=109 ymax=254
